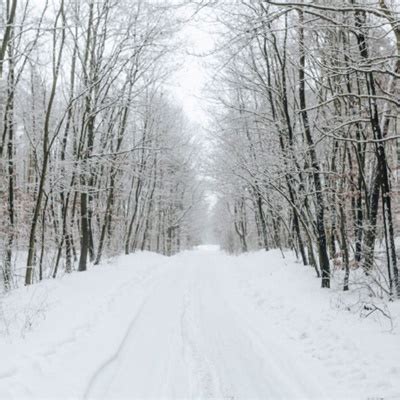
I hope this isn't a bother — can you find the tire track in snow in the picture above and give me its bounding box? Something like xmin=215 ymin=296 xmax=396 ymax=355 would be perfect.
xmin=180 ymin=284 xmax=220 ymax=398
xmin=83 ymin=264 xmax=171 ymax=399
xmin=83 ymin=292 xmax=152 ymax=399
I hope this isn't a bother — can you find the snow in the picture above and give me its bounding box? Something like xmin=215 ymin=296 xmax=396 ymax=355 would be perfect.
xmin=0 ymin=247 xmax=399 ymax=399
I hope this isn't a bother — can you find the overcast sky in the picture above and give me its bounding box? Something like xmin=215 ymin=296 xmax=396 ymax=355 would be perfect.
xmin=168 ymin=5 xmax=216 ymax=128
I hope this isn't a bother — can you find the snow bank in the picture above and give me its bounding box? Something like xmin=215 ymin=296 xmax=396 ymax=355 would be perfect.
xmin=0 ymin=252 xmax=168 ymax=399
xmin=231 ymin=250 xmax=400 ymax=399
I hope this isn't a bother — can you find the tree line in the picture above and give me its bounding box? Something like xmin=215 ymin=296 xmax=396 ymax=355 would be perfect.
xmin=0 ymin=0 xmax=203 ymax=290
xmin=210 ymin=0 xmax=400 ymax=298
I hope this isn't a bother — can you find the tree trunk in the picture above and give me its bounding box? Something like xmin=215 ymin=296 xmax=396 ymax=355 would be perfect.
xmin=298 ymin=10 xmax=330 ymax=288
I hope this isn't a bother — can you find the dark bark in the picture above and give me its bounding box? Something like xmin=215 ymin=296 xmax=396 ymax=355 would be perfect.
xmin=3 ymin=32 xmax=15 ymax=288
xmin=25 ymin=2 xmax=65 ymax=284
xmin=298 ymin=10 xmax=330 ymax=288
xmin=260 ymin=29 xmax=308 ymax=265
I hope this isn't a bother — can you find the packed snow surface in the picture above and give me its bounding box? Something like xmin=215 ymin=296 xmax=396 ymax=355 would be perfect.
xmin=0 ymin=247 xmax=399 ymax=399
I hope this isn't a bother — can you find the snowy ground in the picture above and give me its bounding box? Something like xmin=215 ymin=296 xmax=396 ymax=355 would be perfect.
xmin=0 ymin=246 xmax=399 ymax=399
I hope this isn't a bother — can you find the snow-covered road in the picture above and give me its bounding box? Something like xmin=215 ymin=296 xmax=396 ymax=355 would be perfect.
xmin=85 ymin=246 xmax=331 ymax=399
xmin=1 ymin=246 xmax=399 ymax=399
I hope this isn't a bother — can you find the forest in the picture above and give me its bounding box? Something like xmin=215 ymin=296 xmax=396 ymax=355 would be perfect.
xmin=0 ymin=0 xmax=400 ymax=301
xmin=0 ymin=0 xmax=205 ymax=289
xmin=1 ymin=1 xmax=400 ymax=399
xmin=210 ymin=0 xmax=400 ymax=299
